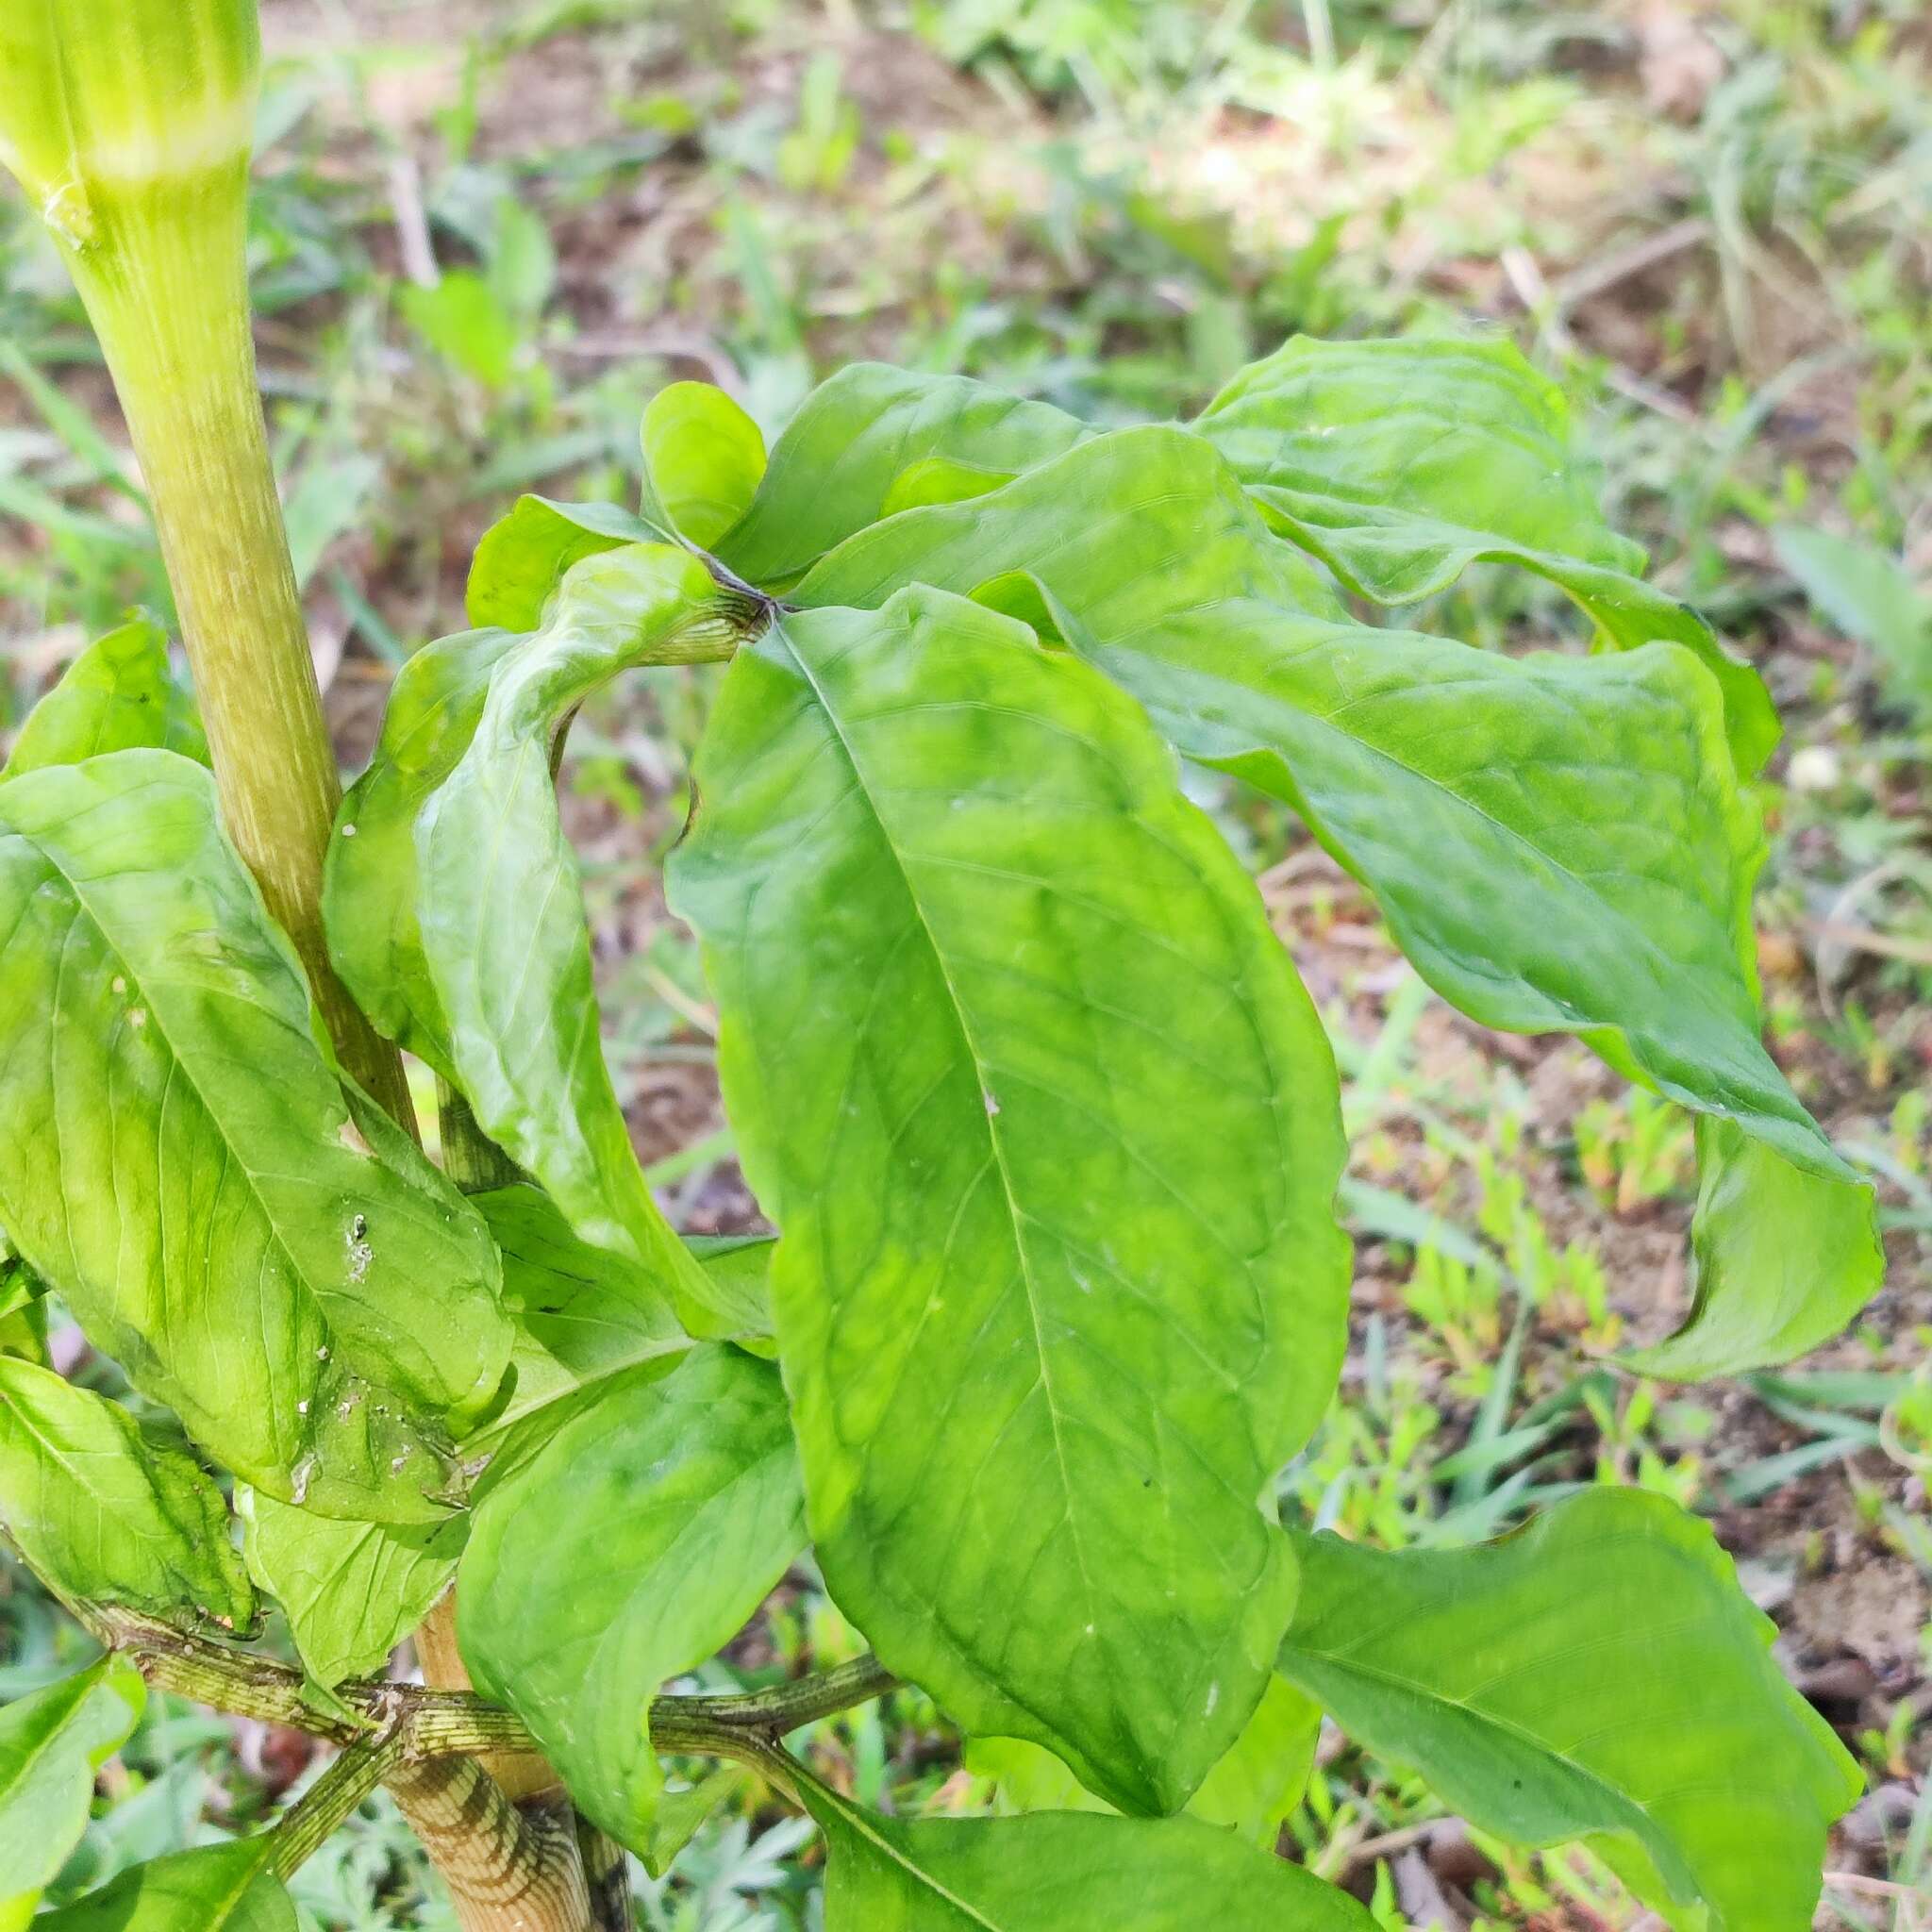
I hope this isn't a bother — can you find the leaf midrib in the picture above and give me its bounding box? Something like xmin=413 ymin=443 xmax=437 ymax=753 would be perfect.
xmin=770 ymin=621 xmax=1103 ymax=1637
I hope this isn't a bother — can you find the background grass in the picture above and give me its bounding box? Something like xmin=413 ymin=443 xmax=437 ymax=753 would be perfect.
xmin=2 ymin=1 xmax=1929 ymax=1925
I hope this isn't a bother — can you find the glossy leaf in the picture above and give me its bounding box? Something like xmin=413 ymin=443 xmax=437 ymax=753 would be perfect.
xmin=0 ymin=1357 xmax=254 ymax=1629
xmin=798 ymin=426 xmax=1880 ymax=1374
xmin=240 ymin=1489 xmax=463 ymax=1688
xmin=0 ymin=752 xmax=510 ymax=1521
xmin=37 ymin=1840 xmax=295 ymax=1932
xmin=802 ymin=1781 xmax=1376 ymax=1931
xmin=669 ymin=587 xmax=1349 ymax=1814
xmin=1193 ymin=334 xmax=1779 ymax=773
xmin=1 ymin=618 xmax=205 ymax=781
xmin=416 ymin=546 xmax=755 ymax=1341
xmin=716 ymin=362 xmax=1088 ymax=589
xmin=1277 ymin=1489 xmax=1862 ymax=1930
xmin=972 ymin=1674 xmax=1320 ymax=1846
xmin=465 ymin=495 xmax=667 ymax=633
xmin=640 ymin=381 xmax=766 ymax=550
xmin=325 ymin=627 xmax=522 ymax=1077
xmin=0 ymin=1657 xmax=145 ymax=1921
xmin=458 ymin=1347 xmax=805 ymax=1852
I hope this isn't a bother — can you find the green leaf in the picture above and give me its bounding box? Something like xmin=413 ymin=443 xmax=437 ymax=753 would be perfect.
xmin=971 ymin=1674 xmax=1320 ymax=1847
xmin=1193 ymin=335 xmax=1779 ymax=773
xmin=716 ymin=363 xmax=1089 ymax=590
xmin=399 ymin=269 xmax=518 ymax=391
xmin=1276 ymin=1488 xmax=1863 ymax=1930
xmin=0 ymin=1357 xmax=255 ymax=1629
xmin=466 ymin=497 xmax=668 ymax=633
xmin=1772 ymin=524 xmax=1931 ymax=715
xmin=36 ymin=1840 xmax=295 ymax=1932
xmin=797 ymin=425 xmax=1880 ymax=1375
xmin=637 ymin=1767 xmax=747 ymax=1880
xmin=469 ymin=1181 xmax=691 ymax=1451
xmin=239 ymin=1489 xmax=464 ymax=1689
xmin=457 ymin=1347 xmax=805 ymax=1853
xmin=640 ymin=381 xmax=767 ymax=551
xmin=2 ymin=619 xmax=206 ymax=781
xmin=0 ymin=1657 xmax=145 ymax=1921
xmin=1627 ymin=1118 xmax=1887 ymax=1380
xmin=325 ymin=628 xmax=523 ymax=1078
xmin=801 ymin=1781 xmax=1376 ymax=1931
xmin=668 ymin=587 xmax=1349 ymax=1814
xmin=0 ymin=751 xmax=510 ymax=1522
xmin=415 ymin=547 xmax=756 ymax=1343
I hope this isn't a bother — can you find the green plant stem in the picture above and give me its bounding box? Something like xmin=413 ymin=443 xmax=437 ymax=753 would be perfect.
xmin=64 ymin=167 xmax=410 ymax=1122
xmin=89 ymin=1606 xmax=894 ymax=1775
xmin=270 ymin=1730 xmax=407 ymax=1877
xmin=668 ymin=1654 xmax=899 ymax=1734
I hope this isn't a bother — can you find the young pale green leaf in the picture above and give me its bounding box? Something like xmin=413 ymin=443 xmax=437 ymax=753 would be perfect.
xmin=715 ymin=362 xmax=1089 ymax=589
xmin=797 ymin=426 xmax=1881 ymax=1374
xmin=1277 ymin=1489 xmax=1862 ymax=1930
xmin=465 ymin=496 xmax=669 ymax=633
xmin=325 ymin=628 xmax=522 ymax=1077
xmin=639 ymin=381 xmax=767 ymax=550
xmin=971 ymin=1674 xmax=1320 ymax=1846
xmin=239 ymin=1489 xmax=464 ymax=1689
xmin=1 ymin=618 xmax=206 ymax=781
xmin=36 ymin=1840 xmax=294 ymax=1932
xmin=669 ymin=587 xmax=1349 ymax=1815
xmin=0 ymin=1357 xmax=254 ymax=1630
xmin=1192 ymin=334 xmax=1779 ymax=773
xmin=0 ymin=1657 xmax=145 ymax=1921
xmin=416 ymin=546 xmax=756 ymax=1344
xmin=801 ymin=1780 xmax=1376 ymax=1931
xmin=457 ymin=1347 xmax=805 ymax=1853
xmin=0 ymin=752 xmax=510 ymax=1522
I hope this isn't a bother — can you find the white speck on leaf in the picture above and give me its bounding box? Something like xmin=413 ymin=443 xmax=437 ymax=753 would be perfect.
xmin=110 ymin=975 xmax=126 ymax=994
xmin=1205 ymin=1682 xmax=1219 ymax=1716
xmin=340 ymin=822 xmax=358 ymax=838
xmin=983 ymin=1091 xmax=1001 ymax=1118
xmin=127 ymin=1008 xmax=146 ymax=1029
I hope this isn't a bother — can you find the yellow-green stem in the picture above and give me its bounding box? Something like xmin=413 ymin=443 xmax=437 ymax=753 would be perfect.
xmin=61 ymin=168 xmax=411 ymax=1121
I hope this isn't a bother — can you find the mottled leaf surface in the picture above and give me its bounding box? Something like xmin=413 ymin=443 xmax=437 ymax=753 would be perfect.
xmin=0 ymin=1658 xmax=144 ymax=1920
xmin=670 ymin=588 xmax=1348 ymax=1814
xmin=640 ymin=381 xmax=766 ymax=550
xmin=1277 ymin=1489 xmax=1861 ymax=1930
xmin=0 ymin=753 xmax=509 ymax=1520
xmin=717 ymin=363 xmax=1088 ymax=589
xmin=240 ymin=1489 xmax=464 ymax=1688
xmin=37 ymin=1841 xmax=294 ymax=1932
xmin=458 ymin=1348 xmax=804 ymax=1852
xmin=2 ymin=619 xmax=206 ymax=781
xmin=1191 ymin=334 xmax=1777 ymax=771
xmin=802 ymin=1782 xmax=1376 ymax=1931
xmin=798 ymin=428 xmax=1880 ymax=1374
xmin=0 ymin=1357 xmax=254 ymax=1628
xmin=416 ymin=547 xmax=755 ymax=1341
